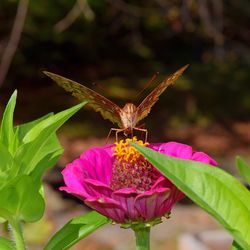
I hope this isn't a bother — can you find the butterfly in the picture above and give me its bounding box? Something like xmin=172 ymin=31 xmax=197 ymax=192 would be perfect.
xmin=44 ymin=64 xmax=188 ymax=141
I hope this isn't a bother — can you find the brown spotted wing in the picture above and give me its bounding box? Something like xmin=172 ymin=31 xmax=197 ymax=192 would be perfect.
xmin=43 ymin=65 xmax=188 ymax=132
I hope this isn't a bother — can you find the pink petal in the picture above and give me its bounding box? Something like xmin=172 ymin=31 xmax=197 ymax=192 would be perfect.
xmin=59 ymin=186 xmax=89 ymax=199
xmin=150 ymin=142 xmax=193 ymax=159
xmin=83 ymin=179 xmax=113 ymax=197
xmin=151 ymin=176 xmax=174 ymax=189
xmin=85 ymin=197 xmax=125 ymax=223
xmin=149 ymin=176 xmax=185 ymax=212
xmin=80 ymin=148 xmax=113 ymax=184
xmin=112 ymin=188 xmax=140 ymax=221
xmin=102 ymin=144 xmax=115 ymax=156
xmin=135 ymin=188 xmax=171 ymax=220
xmin=61 ymin=161 xmax=87 ymax=193
xmin=157 ymin=187 xmax=185 ymax=215
xmin=192 ymin=152 xmax=218 ymax=166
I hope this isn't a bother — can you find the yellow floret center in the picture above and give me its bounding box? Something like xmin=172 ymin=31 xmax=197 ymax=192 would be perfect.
xmin=111 ymin=137 xmax=155 ymax=192
xmin=112 ymin=136 xmax=149 ymax=163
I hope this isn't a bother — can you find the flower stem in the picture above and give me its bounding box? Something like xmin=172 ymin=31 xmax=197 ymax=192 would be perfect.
xmin=134 ymin=226 xmax=151 ymax=250
xmin=10 ymin=219 xmax=26 ymax=250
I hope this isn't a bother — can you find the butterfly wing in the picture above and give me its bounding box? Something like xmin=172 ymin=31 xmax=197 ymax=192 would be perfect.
xmin=136 ymin=64 xmax=189 ymax=123
xmin=44 ymin=71 xmax=123 ymax=127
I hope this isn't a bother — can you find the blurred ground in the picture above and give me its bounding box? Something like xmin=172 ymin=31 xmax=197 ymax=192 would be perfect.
xmin=1 ymin=87 xmax=249 ymax=249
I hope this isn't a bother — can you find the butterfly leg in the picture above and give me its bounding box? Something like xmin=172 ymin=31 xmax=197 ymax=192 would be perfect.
xmin=115 ymin=128 xmax=125 ymax=142
xmin=106 ymin=128 xmax=125 ymax=144
xmin=138 ymin=124 xmax=146 ymax=141
xmin=138 ymin=123 xmax=146 ymax=128
xmin=133 ymin=127 xmax=148 ymax=142
xmin=106 ymin=128 xmax=119 ymax=144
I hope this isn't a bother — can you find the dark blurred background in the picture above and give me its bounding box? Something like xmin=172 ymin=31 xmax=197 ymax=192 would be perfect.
xmin=0 ymin=0 xmax=249 ymax=164
xmin=0 ymin=0 xmax=250 ymax=148
xmin=0 ymin=1 xmax=250 ymax=249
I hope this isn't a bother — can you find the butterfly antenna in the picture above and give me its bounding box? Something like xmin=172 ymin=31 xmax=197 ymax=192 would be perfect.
xmin=135 ymin=72 xmax=159 ymax=101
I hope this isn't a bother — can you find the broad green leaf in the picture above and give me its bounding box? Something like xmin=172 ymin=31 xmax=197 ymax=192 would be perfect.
xmin=15 ymin=113 xmax=53 ymax=142
xmin=0 ymin=175 xmax=45 ymax=222
xmin=28 ymin=133 xmax=62 ymax=181
xmin=14 ymin=102 xmax=86 ymax=175
xmin=236 ymin=156 xmax=250 ymax=185
xmin=0 ymin=93 xmax=86 ymax=224
xmin=0 ymin=91 xmax=17 ymax=154
xmin=14 ymin=113 xmax=54 ymax=149
xmin=31 ymin=146 xmax=63 ymax=185
xmin=131 ymin=143 xmax=250 ymax=250
xmin=30 ymin=138 xmax=63 ymax=190
xmin=231 ymin=240 xmax=244 ymax=250
xmin=12 ymin=113 xmax=54 ymax=151
xmin=0 ymin=237 xmax=14 ymax=250
xmin=0 ymin=142 xmax=14 ymax=190
xmin=15 ymin=176 xmax=45 ymax=222
xmin=44 ymin=211 xmax=109 ymax=250
xmin=0 ymin=142 xmax=13 ymax=172
xmin=22 ymin=102 xmax=86 ymax=143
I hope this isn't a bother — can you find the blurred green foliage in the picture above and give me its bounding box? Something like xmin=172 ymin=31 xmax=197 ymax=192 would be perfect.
xmin=0 ymin=0 xmax=249 ymax=132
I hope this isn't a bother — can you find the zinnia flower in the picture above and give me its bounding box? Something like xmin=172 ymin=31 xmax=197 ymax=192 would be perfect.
xmin=60 ymin=138 xmax=217 ymax=225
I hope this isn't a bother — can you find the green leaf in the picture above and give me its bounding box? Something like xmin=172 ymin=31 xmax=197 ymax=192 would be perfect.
xmin=0 ymin=237 xmax=14 ymax=250
xmin=231 ymin=240 xmax=245 ymax=250
xmin=30 ymin=135 xmax=63 ymax=189
xmin=14 ymin=102 xmax=86 ymax=175
xmin=236 ymin=156 xmax=250 ymax=185
xmin=0 ymin=142 xmax=13 ymax=172
xmin=0 ymin=175 xmax=45 ymax=222
xmin=0 ymin=142 xmax=14 ymax=190
xmin=0 ymin=90 xmax=17 ymax=154
xmin=15 ymin=113 xmax=53 ymax=141
xmin=0 ymin=93 xmax=86 ymax=224
xmin=22 ymin=102 xmax=86 ymax=144
xmin=44 ymin=211 xmax=109 ymax=250
xmin=131 ymin=143 xmax=250 ymax=250
xmin=11 ymin=113 xmax=54 ymax=158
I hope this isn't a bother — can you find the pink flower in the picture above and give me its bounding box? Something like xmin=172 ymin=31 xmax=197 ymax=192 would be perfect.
xmin=60 ymin=139 xmax=217 ymax=224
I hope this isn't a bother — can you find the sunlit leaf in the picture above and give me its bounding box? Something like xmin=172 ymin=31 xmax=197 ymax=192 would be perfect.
xmin=14 ymin=102 xmax=86 ymax=175
xmin=22 ymin=102 xmax=85 ymax=144
xmin=0 ymin=90 xmax=17 ymax=154
xmin=0 ymin=175 xmax=44 ymax=222
xmin=0 ymin=237 xmax=14 ymax=250
xmin=131 ymin=143 xmax=250 ymax=250
xmin=231 ymin=240 xmax=244 ymax=250
xmin=30 ymin=134 xmax=63 ymax=191
xmin=236 ymin=156 xmax=250 ymax=185
xmin=0 ymin=142 xmax=13 ymax=172
xmin=14 ymin=113 xmax=53 ymax=143
xmin=0 ymin=91 xmax=86 ymax=224
xmin=0 ymin=142 xmax=15 ymax=190
xmin=44 ymin=211 xmax=109 ymax=250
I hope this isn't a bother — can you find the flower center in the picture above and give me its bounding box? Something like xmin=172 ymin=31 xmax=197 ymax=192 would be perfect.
xmin=110 ymin=137 xmax=155 ymax=192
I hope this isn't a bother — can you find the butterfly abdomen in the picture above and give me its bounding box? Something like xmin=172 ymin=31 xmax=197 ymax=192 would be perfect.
xmin=120 ymin=103 xmax=138 ymax=130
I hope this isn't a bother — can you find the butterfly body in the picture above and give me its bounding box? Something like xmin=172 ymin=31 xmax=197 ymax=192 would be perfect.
xmin=44 ymin=64 xmax=188 ymax=140
xmin=119 ymin=103 xmax=138 ymax=133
